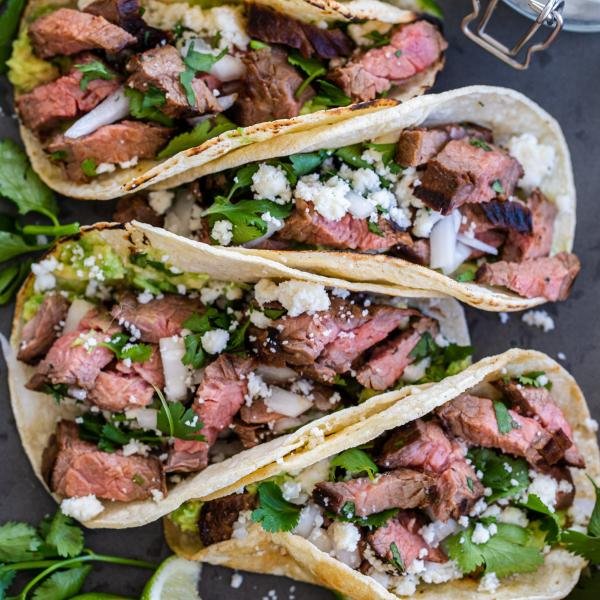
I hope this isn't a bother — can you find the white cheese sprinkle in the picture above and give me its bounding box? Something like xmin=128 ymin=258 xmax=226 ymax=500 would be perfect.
xmin=60 ymin=495 xmax=104 ymax=521
xmin=522 ymin=309 xmax=555 ymax=332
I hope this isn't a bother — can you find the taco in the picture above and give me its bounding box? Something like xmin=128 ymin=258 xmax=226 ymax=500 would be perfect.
xmin=124 ymin=86 xmax=578 ymax=311
xmin=165 ymin=348 xmax=600 ymax=599
xmin=6 ymin=221 xmax=470 ymax=528
xmin=8 ymin=0 xmax=446 ymax=199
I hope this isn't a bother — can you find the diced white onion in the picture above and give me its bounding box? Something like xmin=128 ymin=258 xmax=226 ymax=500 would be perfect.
xmin=265 ymin=387 xmax=313 ymax=418
xmin=271 ymin=416 xmax=304 ymax=433
xmin=242 ymin=217 xmax=284 ymax=248
xmin=429 ymin=212 xmax=458 ymax=270
xmin=255 ymin=365 xmax=298 ymax=384
xmin=210 ymin=55 xmax=245 ymax=82
xmin=215 ymin=93 xmax=237 ymax=111
xmin=456 ymin=233 xmax=499 ymax=256
xmin=442 ymin=242 xmax=472 ymax=275
xmin=293 ymin=504 xmax=323 ymax=538
xmin=126 ymin=408 xmax=158 ymax=431
xmin=64 ymin=87 xmax=130 ymax=139
xmin=63 ymin=298 xmax=95 ymax=334
xmin=159 ymin=336 xmax=188 ymax=402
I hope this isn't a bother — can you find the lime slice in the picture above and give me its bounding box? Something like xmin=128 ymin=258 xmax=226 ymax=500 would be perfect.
xmin=141 ymin=556 xmax=202 ymax=600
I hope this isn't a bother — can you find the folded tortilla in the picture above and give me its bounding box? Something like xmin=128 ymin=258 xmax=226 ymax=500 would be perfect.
xmin=13 ymin=0 xmax=440 ymax=200
xmin=165 ymin=348 xmax=600 ymax=599
xmin=7 ymin=221 xmax=469 ymax=528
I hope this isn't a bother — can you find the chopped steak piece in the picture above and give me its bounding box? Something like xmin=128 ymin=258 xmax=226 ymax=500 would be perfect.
xmin=356 ymin=317 xmax=438 ymax=390
xmin=231 ymin=48 xmax=314 ymax=126
xmin=17 ymin=57 xmax=120 ymax=135
xmin=458 ymin=203 xmax=507 ymax=259
xmin=378 ymin=419 xmax=461 ymax=473
xmin=115 ymin=346 xmax=164 ymax=388
xmin=47 ymin=420 xmax=165 ymax=502
xmin=502 ymin=189 xmax=557 ymax=262
xmin=368 ymin=512 xmax=446 ymax=568
xmin=198 ymin=493 xmax=257 ymax=546
xmin=88 ymin=370 xmax=154 ymax=411
xmin=437 ymin=394 xmax=566 ymax=468
xmin=164 ymin=440 xmax=209 ymax=473
xmin=111 ymin=293 xmax=203 ymax=343
xmin=429 ymin=459 xmax=484 ymax=521
xmin=415 ymin=139 xmax=524 ymax=214
xmin=45 ymin=120 xmax=172 ymax=182
xmin=480 ymin=200 xmax=532 ymax=234
xmin=313 ymin=469 xmax=433 ymax=517
xmin=126 ymin=45 xmax=221 ymax=117
xmin=312 ymin=383 xmax=343 ymax=411
xmin=113 ymin=194 xmax=164 ymax=226
xmin=389 ymin=237 xmax=430 ymax=266
xmin=29 ymin=8 xmax=136 ymax=58
xmin=17 ymin=293 xmax=69 ymax=364
xmin=77 ymin=307 xmax=120 ymax=335
xmin=246 ymin=3 xmax=354 ymax=59
xmin=276 ymin=199 xmax=411 ymax=251
xmin=496 ymin=381 xmax=584 ymax=468
xmin=232 ymin=421 xmax=272 ymax=449
xmin=328 ymin=21 xmax=446 ymax=102
xmin=475 ymin=252 xmax=580 ymax=301
xmin=396 ymin=123 xmax=493 ymax=167
xmin=240 ymin=398 xmax=286 ymax=424
xmin=27 ymin=331 xmax=113 ymax=390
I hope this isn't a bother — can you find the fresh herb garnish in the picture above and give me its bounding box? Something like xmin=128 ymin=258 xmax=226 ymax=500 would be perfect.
xmin=287 ymin=51 xmax=326 ymax=98
xmin=329 ymin=448 xmax=379 ymax=481
xmin=101 ymin=332 xmax=153 ymax=363
xmin=517 ymin=494 xmax=562 ymax=543
xmin=41 ymin=383 xmax=69 ymax=404
xmin=493 ymin=400 xmax=519 ymax=434
xmin=251 ymin=482 xmax=301 ymax=533
xmin=455 ymin=262 xmax=479 ymax=282
xmin=492 ymin=179 xmax=505 ymax=195
xmin=156 ymin=394 xmax=205 ymax=442
xmin=389 ymin=542 xmax=405 ymax=573
xmin=365 ymin=30 xmax=391 ymax=48
xmin=249 ymin=39 xmax=269 ymax=50
xmin=469 ymin=138 xmax=492 ymax=152
xmin=365 ymin=142 xmax=402 ymax=175
xmin=125 ymin=87 xmax=173 ymax=127
xmin=515 ymin=371 xmax=552 ymax=390
xmin=334 ymin=144 xmax=371 ymax=169
xmin=74 ymin=60 xmax=115 ymax=90
xmin=406 ymin=338 xmax=473 ymax=384
xmin=180 ymin=45 xmax=227 ymax=106
xmin=561 ymin=477 xmax=600 ymax=562
xmin=331 ymin=504 xmax=398 ymax=529
xmin=80 ymin=158 xmax=97 ymax=178
xmin=289 ymin=151 xmax=329 ymax=176
xmin=367 ymin=220 xmax=384 ymax=236
xmin=409 ymin=331 xmax=437 ymax=361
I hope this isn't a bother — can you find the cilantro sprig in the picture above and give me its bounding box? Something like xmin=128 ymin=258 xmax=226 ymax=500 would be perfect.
xmin=407 ymin=333 xmax=473 ymax=383
xmin=251 ymin=482 xmax=301 ymax=533
xmin=468 ymin=448 xmax=529 ymax=502
xmin=329 ymin=448 xmax=379 ymax=481
xmin=100 ymin=332 xmax=153 ymax=363
xmin=514 ymin=371 xmax=553 ymax=390
xmin=561 ymin=477 xmax=600 ymax=562
xmin=125 ymin=87 xmax=173 ymax=127
xmin=180 ymin=44 xmax=227 ymax=107
xmin=331 ymin=503 xmax=398 ymax=529
xmin=493 ymin=400 xmax=520 ymax=434
xmin=155 ymin=387 xmax=205 ymax=441
xmin=74 ymin=60 xmax=115 ymax=91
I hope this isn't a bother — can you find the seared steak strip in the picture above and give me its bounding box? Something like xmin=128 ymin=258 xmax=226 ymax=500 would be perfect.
xmin=480 ymin=199 xmax=532 ymax=234
xmin=87 ymin=370 xmax=155 ymax=411
xmin=112 ymin=194 xmax=164 ymax=227
xmin=198 ymin=493 xmax=257 ymax=546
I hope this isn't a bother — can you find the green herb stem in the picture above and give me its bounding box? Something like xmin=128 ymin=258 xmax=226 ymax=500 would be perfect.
xmin=22 ymin=222 xmax=80 ymax=237
xmin=295 ymin=67 xmax=326 ymax=99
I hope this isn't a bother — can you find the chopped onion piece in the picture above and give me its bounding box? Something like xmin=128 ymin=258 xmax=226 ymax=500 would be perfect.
xmin=216 ymin=93 xmax=237 ymax=111
xmin=457 ymin=233 xmax=499 ymax=256
xmin=63 ymin=298 xmax=95 ymax=333
xmin=429 ymin=212 xmax=458 ymax=270
xmin=442 ymin=241 xmax=472 ymax=275
xmin=159 ymin=336 xmax=188 ymax=401
xmin=64 ymin=87 xmax=129 ymax=139
xmin=255 ymin=365 xmax=298 ymax=384
xmin=125 ymin=408 xmax=158 ymax=431
xmin=265 ymin=386 xmax=313 ymax=418
xmin=210 ymin=55 xmax=245 ymax=82
xmin=242 ymin=217 xmax=284 ymax=248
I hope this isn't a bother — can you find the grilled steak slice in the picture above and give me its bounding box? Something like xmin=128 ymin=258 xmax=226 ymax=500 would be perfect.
xmin=17 ymin=293 xmax=69 ymax=364
xmin=276 ymin=199 xmax=412 ymax=251
xmin=240 ymin=399 xmax=285 ymax=425
xmin=502 ymin=189 xmax=557 ymax=262
xmin=198 ymin=493 xmax=257 ymax=546
xmin=328 ymin=21 xmax=446 ymax=102
xmin=475 ymin=252 xmax=580 ymax=301
xmin=45 ymin=120 xmax=171 ymax=182
xmin=496 ymin=380 xmax=584 ymax=468
xmin=415 ymin=139 xmax=524 ymax=214
xmin=396 ymin=124 xmax=493 ymax=167
xmin=115 ymin=346 xmax=164 ymax=388
xmin=378 ymin=420 xmax=461 ymax=473
xmin=27 ymin=331 xmax=113 ymax=390
xmin=111 ymin=293 xmax=203 ymax=343
xmin=48 ymin=420 xmax=165 ymax=501
xmin=356 ymin=317 xmax=438 ymax=390
xmin=368 ymin=512 xmax=446 ymax=568
xmin=480 ymin=200 xmax=532 ymax=234
xmin=429 ymin=459 xmax=484 ymax=521
xmin=246 ymin=3 xmax=354 ymax=59
xmin=231 ymin=48 xmax=314 ymax=126
xmin=17 ymin=57 xmax=119 ymax=134
xmin=389 ymin=237 xmax=430 ymax=266
xmin=126 ymin=45 xmax=221 ymax=117
xmin=29 ymin=8 xmax=136 ymax=58
xmin=232 ymin=421 xmax=272 ymax=449
xmin=313 ymin=469 xmax=433 ymax=517
xmin=113 ymin=194 xmax=164 ymax=226
xmin=165 ymin=439 xmax=209 ymax=473
xmin=77 ymin=307 xmax=120 ymax=335
xmin=437 ymin=394 xmax=565 ymax=468
xmin=88 ymin=370 xmax=154 ymax=411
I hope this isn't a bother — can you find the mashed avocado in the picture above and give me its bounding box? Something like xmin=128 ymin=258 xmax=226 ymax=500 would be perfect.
xmin=7 ymin=28 xmax=58 ymax=93
xmin=22 ymin=293 xmax=44 ymax=322
xmin=169 ymin=500 xmax=203 ymax=534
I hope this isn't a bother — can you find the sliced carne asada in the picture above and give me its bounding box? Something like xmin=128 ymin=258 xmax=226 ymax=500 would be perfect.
xmin=475 ymin=252 xmax=580 ymax=301
xmin=276 ymin=198 xmax=412 ymax=251
xmin=87 ymin=370 xmax=155 ymax=411
xmin=112 ymin=194 xmax=164 ymax=227
xmin=115 ymin=346 xmax=165 ymax=388
xmin=388 ymin=237 xmax=431 ymax=266
xmin=17 ymin=293 xmax=69 ymax=364
xmin=165 ymin=439 xmax=209 ymax=473
xmin=356 ymin=317 xmax=438 ymax=390
xmin=16 ymin=57 xmax=120 ymax=135
xmin=502 ymin=189 xmax=557 ymax=262
xmin=396 ymin=123 xmax=493 ymax=167
xmin=45 ymin=120 xmax=172 ymax=182
xmin=198 ymin=493 xmax=257 ymax=546
xmin=126 ymin=45 xmax=221 ymax=118
xmin=480 ymin=199 xmax=532 ymax=234
xmin=28 ymin=8 xmax=136 ymax=59
xmin=111 ymin=293 xmax=203 ymax=343
xmin=77 ymin=306 xmax=121 ymax=335
xmin=495 ymin=380 xmax=584 ymax=468
xmin=328 ymin=21 xmax=446 ymax=102
xmin=458 ymin=204 xmax=507 ymax=259
xmin=47 ymin=420 xmax=165 ymax=501
xmin=245 ymin=3 xmax=354 ymax=59
xmin=367 ymin=511 xmax=446 ymax=568
xmin=415 ymin=139 xmax=524 ymax=214
xmin=232 ymin=421 xmax=273 ymax=449
xmin=240 ymin=398 xmax=286 ymax=424
xmin=545 ymin=465 xmax=576 ymax=510
xmin=230 ymin=48 xmax=314 ymax=127
xmin=313 ymin=469 xmax=434 ymax=517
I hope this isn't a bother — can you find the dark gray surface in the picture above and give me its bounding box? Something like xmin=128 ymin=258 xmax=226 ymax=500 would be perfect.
xmin=1 ymin=1 xmax=599 ymax=597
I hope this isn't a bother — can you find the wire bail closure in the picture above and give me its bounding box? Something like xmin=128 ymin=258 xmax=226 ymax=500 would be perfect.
xmin=462 ymin=0 xmax=565 ymax=69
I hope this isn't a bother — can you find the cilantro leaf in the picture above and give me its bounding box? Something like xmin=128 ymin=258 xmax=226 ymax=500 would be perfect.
xmin=157 ymin=114 xmax=236 ymax=159
xmin=44 ymin=512 xmax=84 ymax=558
xmin=331 ymin=504 xmax=398 ymax=529
xmin=409 ymin=331 xmax=436 ymax=361
xmin=492 ymin=179 xmax=505 ymax=195
xmin=227 ymin=319 xmax=250 ymax=353
xmin=412 ymin=339 xmax=473 ymax=383
xmin=515 ymin=371 xmax=552 ymax=390
xmin=80 ymin=158 xmax=97 ymax=178
xmin=468 ymin=448 xmax=529 ymax=502
xmin=180 ymin=45 xmax=227 ymax=106
xmin=287 ymin=51 xmax=326 ymax=98
xmin=0 ymin=522 xmax=43 ymax=562
xmin=289 ymin=151 xmax=328 ymax=176
xmin=0 ymin=231 xmax=46 ymax=262
xmin=0 ymin=259 xmax=34 ymax=306
xmin=389 ymin=542 xmax=405 ymax=573
xmin=0 ymin=0 xmax=26 ymax=74
xmin=226 ymin=164 xmax=260 ymax=200
xmin=156 ymin=391 xmax=204 ymax=441
xmin=365 ymin=30 xmax=390 ymax=48
xmin=367 ymin=220 xmax=384 ymax=237
xmin=418 ymin=0 xmax=444 ymax=19
xmin=493 ymin=400 xmax=519 ymax=434
xmin=0 ymin=567 xmax=15 ymax=598
xmin=100 ymin=332 xmax=152 ymax=363
xmin=251 ymin=482 xmax=301 ymax=533
xmin=125 ymin=87 xmax=173 ymax=127
xmin=455 ymin=262 xmax=478 ymax=282
xmin=329 ymin=448 xmax=379 ymax=480
xmin=334 ymin=144 xmax=371 ymax=169
xmin=517 ymin=494 xmax=561 ymax=543
xmin=74 ymin=60 xmax=115 ymax=90
xmin=469 ymin=138 xmax=492 ymax=152
xmin=365 ymin=142 xmax=402 ymax=174
xmin=249 ymin=39 xmax=269 ymax=50
xmin=32 ymin=565 xmax=91 ymax=600
xmin=587 ymin=476 xmax=600 ymax=537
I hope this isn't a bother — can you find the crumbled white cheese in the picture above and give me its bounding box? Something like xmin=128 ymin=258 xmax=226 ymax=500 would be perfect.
xmin=231 ymin=510 xmax=252 ymax=539
xmin=507 ymin=133 xmax=555 ymax=190
xmin=251 ymin=164 xmax=292 ymax=205
xmin=96 ymin=162 xmax=116 ymax=174
xmin=293 ymin=503 xmax=324 ymax=538
xmin=148 ymin=190 xmax=175 ymax=215
xmin=150 ymin=489 xmax=164 ymax=503
xmin=122 ymin=439 xmax=151 ymax=457
xmin=499 ymin=312 xmax=510 ymax=324
xmin=201 ymin=328 xmax=230 ymax=354
xmin=499 ymin=507 xmax=529 ymax=527
xmin=61 ymin=495 xmax=104 ymax=521
xmin=118 ymin=156 xmax=138 ymax=169
xmin=478 ymin=572 xmax=500 ymax=593
xmin=526 ymin=470 xmax=558 ymax=509
xmin=557 ymin=352 xmax=567 ymax=360
xmin=342 ymin=166 xmax=381 ymax=196
xmin=585 ymin=418 xmax=599 ymax=432
xmin=569 ymin=497 xmax=595 ymax=527
xmin=281 ymin=480 xmax=305 ymax=504
xmin=329 ymin=521 xmax=361 ymax=553
xmin=522 ymin=310 xmax=555 ymax=332
xmin=471 ymin=522 xmax=492 ymax=544
xmin=393 ymin=574 xmax=418 ymax=596
xmin=412 ymin=208 xmax=443 ymax=238
xmin=137 ymin=291 xmax=154 ymax=304
xmin=32 ymin=256 xmax=59 ymax=292
xmin=295 ymin=174 xmax=351 ymax=221
xmin=249 ymin=310 xmax=273 ymax=329
xmin=419 ymin=560 xmax=462 ymax=584
xmin=331 ymin=287 xmax=350 ymax=299
xmin=211 ymin=219 xmax=233 ymax=245
xmin=419 ymin=519 xmax=459 ymax=548
xmin=230 ymin=573 xmax=243 ymax=589
xmin=254 ymin=279 xmax=330 ymax=317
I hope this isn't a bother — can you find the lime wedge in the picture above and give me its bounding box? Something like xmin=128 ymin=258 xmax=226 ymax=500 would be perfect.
xmin=141 ymin=556 xmax=202 ymax=600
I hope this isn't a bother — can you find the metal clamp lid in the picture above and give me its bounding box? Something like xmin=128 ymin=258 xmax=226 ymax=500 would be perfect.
xmin=462 ymin=0 xmax=565 ymax=69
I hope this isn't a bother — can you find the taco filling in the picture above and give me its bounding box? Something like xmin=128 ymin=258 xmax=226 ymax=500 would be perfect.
xmin=11 ymin=0 xmax=446 ymax=182
xmin=170 ymin=371 xmax=591 ymax=595
xmin=16 ymin=231 xmax=470 ymax=516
